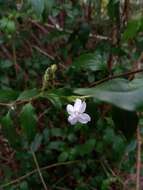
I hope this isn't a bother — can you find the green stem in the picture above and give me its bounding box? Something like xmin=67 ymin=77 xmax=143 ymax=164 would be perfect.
xmin=31 ymin=150 xmax=48 ymax=190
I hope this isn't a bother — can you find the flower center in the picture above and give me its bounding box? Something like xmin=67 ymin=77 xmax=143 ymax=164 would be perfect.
xmin=74 ymin=111 xmax=80 ymax=116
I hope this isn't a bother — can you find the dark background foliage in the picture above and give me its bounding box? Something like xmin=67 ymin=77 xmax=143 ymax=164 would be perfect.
xmin=0 ymin=0 xmax=143 ymax=189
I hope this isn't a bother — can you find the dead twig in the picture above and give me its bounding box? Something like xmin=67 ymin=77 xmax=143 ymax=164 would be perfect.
xmin=32 ymin=45 xmax=55 ymax=60
xmin=0 ymin=160 xmax=80 ymax=188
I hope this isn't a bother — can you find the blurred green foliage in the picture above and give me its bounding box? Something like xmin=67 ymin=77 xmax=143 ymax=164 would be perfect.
xmin=0 ymin=0 xmax=143 ymax=189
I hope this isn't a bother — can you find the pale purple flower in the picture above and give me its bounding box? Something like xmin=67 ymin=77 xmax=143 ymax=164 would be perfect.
xmin=66 ymin=99 xmax=91 ymax=125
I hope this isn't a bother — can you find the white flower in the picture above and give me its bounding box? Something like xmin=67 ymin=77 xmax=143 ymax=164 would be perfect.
xmin=66 ymin=98 xmax=91 ymax=125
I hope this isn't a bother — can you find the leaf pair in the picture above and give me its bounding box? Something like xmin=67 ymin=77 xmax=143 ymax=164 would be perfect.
xmin=1 ymin=103 xmax=37 ymax=148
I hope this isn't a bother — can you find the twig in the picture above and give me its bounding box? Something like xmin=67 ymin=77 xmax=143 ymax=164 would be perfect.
xmin=89 ymin=33 xmax=110 ymax=41
xmin=0 ymin=102 xmax=13 ymax=107
xmin=136 ymin=121 xmax=142 ymax=190
xmin=122 ymin=0 xmax=130 ymax=26
xmin=0 ymin=94 xmax=40 ymax=108
xmin=30 ymin=20 xmax=48 ymax=33
xmin=0 ymin=44 xmax=12 ymax=59
xmin=12 ymin=43 xmax=20 ymax=76
xmin=31 ymin=150 xmax=48 ymax=190
xmin=52 ymin=174 xmax=69 ymax=188
xmin=32 ymin=45 xmax=55 ymax=60
xmin=0 ymin=160 xmax=80 ymax=188
xmin=90 ymin=68 xmax=143 ymax=87
xmin=38 ymin=110 xmax=48 ymax=121
xmin=54 ymin=186 xmax=68 ymax=190
xmin=53 ymin=185 xmax=67 ymax=190
xmin=43 ymin=21 xmax=110 ymax=41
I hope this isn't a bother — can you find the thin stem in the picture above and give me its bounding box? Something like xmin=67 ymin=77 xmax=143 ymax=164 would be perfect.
xmin=136 ymin=124 xmax=142 ymax=190
xmin=0 ymin=102 xmax=12 ymax=107
xmin=0 ymin=160 xmax=80 ymax=188
xmin=31 ymin=150 xmax=48 ymax=190
xmin=12 ymin=42 xmax=18 ymax=76
xmin=0 ymin=94 xmax=40 ymax=108
xmin=34 ymin=20 xmax=110 ymax=41
xmin=52 ymin=174 xmax=69 ymax=188
xmin=32 ymin=45 xmax=55 ymax=60
xmin=90 ymin=68 xmax=143 ymax=87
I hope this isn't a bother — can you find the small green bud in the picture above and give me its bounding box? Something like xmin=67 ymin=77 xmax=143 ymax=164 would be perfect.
xmin=41 ymin=64 xmax=57 ymax=91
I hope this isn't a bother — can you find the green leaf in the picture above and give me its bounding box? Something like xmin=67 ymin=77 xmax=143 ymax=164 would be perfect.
xmin=30 ymin=0 xmax=45 ymax=16
xmin=48 ymin=141 xmax=65 ymax=150
xmin=1 ymin=112 xmax=19 ymax=147
xmin=0 ymin=89 xmax=19 ymax=102
xmin=126 ymin=140 xmax=136 ymax=153
xmin=50 ymin=128 xmax=64 ymax=137
xmin=30 ymin=133 xmax=42 ymax=152
xmin=74 ymin=78 xmax=143 ymax=111
xmin=19 ymin=181 xmax=29 ymax=190
xmin=72 ymin=52 xmax=107 ymax=71
xmin=113 ymin=136 xmax=124 ymax=153
xmin=46 ymin=93 xmax=62 ymax=109
xmin=17 ymin=88 xmax=39 ymax=101
xmin=58 ymin=152 xmax=68 ymax=162
xmin=0 ymin=60 xmax=13 ymax=69
xmin=123 ymin=19 xmax=141 ymax=41
xmin=107 ymin=0 xmax=120 ymax=21
xmin=101 ymin=177 xmax=117 ymax=190
xmin=20 ymin=103 xmax=37 ymax=142
xmin=103 ymin=128 xmax=115 ymax=144
xmin=78 ymin=139 xmax=96 ymax=156
xmin=44 ymin=0 xmax=55 ymax=11
xmin=43 ymin=128 xmax=50 ymax=143
xmin=6 ymin=20 xmax=16 ymax=34
xmin=0 ymin=17 xmax=16 ymax=34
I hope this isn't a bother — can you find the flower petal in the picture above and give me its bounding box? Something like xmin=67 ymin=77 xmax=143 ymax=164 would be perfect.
xmin=80 ymin=101 xmax=86 ymax=113
xmin=68 ymin=115 xmax=78 ymax=125
xmin=78 ymin=113 xmax=91 ymax=124
xmin=74 ymin=99 xmax=82 ymax=112
xmin=66 ymin=104 xmax=74 ymax=115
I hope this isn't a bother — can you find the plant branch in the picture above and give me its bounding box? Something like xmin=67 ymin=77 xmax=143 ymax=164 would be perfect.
xmin=30 ymin=19 xmax=110 ymax=41
xmin=0 ymin=160 xmax=80 ymax=188
xmin=31 ymin=150 xmax=48 ymax=190
xmin=90 ymin=69 xmax=143 ymax=87
xmin=32 ymin=45 xmax=55 ymax=60
xmin=12 ymin=42 xmax=20 ymax=76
